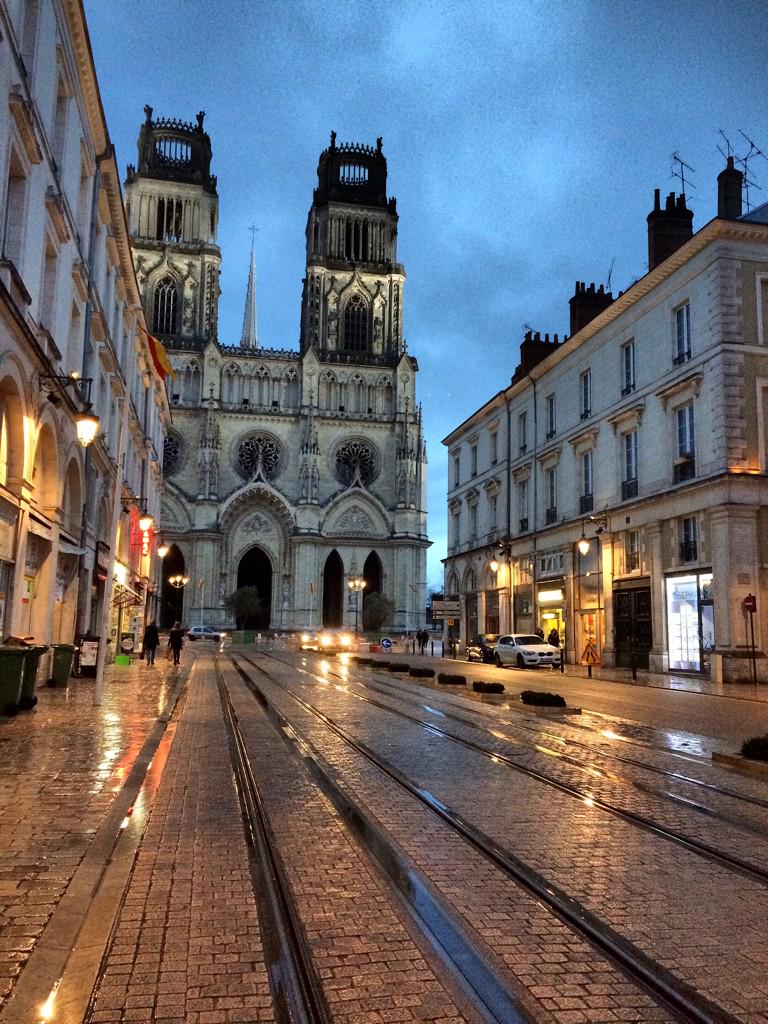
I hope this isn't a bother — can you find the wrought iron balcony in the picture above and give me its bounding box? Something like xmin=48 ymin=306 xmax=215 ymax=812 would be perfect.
xmin=673 ymin=456 xmax=696 ymax=483
xmin=680 ymin=541 xmax=698 ymax=562
xmin=545 ymin=506 xmax=558 ymax=525
xmin=621 ymin=478 xmax=638 ymax=501
xmin=580 ymin=493 xmax=594 ymax=513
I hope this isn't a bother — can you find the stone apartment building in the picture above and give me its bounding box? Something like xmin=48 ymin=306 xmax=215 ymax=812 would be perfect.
xmin=0 ymin=0 xmax=170 ymax=668
xmin=123 ymin=116 xmax=429 ymax=631
xmin=443 ymin=160 xmax=768 ymax=682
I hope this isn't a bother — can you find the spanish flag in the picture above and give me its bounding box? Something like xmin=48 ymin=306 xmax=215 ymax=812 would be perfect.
xmin=143 ymin=330 xmax=175 ymax=381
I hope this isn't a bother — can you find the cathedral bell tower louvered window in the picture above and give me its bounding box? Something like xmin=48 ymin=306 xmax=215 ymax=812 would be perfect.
xmin=153 ymin=277 xmax=178 ymax=335
xmin=343 ymin=296 xmax=368 ymax=353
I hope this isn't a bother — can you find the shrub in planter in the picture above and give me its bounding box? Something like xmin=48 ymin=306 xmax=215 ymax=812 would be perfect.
xmin=388 ymin=663 xmax=409 ymax=672
xmin=520 ymin=689 xmax=566 ymax=707
xmin=373 ymin=661 xmax=390 ymax=670
xmin=741 ymin=734 xmax=768 ymax=762
xmin=355 ymin=657 xmax=371 ymax=666
xmin=409 ymin=667 xmax=435 ymax=678
xmin=473 ymin=680 xmax=505 ymax=694
xmin=437 ymin=672 xmax=466 ymax=685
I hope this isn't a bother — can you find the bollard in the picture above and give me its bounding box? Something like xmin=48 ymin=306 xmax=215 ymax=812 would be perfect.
xmin=587 ymin=664 xmax=592 ymax=678
xmin=430 ymin=640 xmax=434 ymax=657
xmin=630 ymin=644 xmax=637 ymax=681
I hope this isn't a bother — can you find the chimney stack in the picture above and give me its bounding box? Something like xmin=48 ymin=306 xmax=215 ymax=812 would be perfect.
xmin=647 ymin=189 xmax=694 ymax=271
xmin=511 ymin=330 xmax=561 ymax=384
xmin=569 ymin=281 xmax=613 ymax=336
xmin=717 ymin=156 xmax=743 ymax=220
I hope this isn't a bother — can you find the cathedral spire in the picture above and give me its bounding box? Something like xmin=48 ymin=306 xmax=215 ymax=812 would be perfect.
xmin=240 ymin=228 xmax=259 ymax=349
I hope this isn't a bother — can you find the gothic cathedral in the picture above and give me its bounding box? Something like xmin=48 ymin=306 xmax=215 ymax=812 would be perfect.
xmin=123 ymin=109 xmax=429 ymax=631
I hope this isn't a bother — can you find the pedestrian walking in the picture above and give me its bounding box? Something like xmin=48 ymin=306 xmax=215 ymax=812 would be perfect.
xmin=168 ymin=621 xmax=185 ymax=666
xmin=418 ymin=629 xmax=428 ymax=654
xmin=142 ymin=620 xmax=160 ymax=665
xmin=547 ymin=627 xmax=560 ymax=648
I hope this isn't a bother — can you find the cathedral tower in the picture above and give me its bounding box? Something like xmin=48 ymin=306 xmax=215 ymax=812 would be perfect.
xmin=124 ymin=106 xmax=221 ymax=348
xmin=300 ymin=133 xmax=404 ymax=362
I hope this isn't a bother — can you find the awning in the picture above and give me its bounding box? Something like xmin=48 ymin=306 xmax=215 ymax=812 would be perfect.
xmin=111 ymin=581 xmax=143 ymax=608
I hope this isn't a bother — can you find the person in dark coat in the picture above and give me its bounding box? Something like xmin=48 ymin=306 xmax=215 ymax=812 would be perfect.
xmin=168 ymin=622 xmax=185 ymax=666
xmin=142 ymin=621 xmax=160 ymax=665
xmin=547 ymin=627 xmax=560 ymax=648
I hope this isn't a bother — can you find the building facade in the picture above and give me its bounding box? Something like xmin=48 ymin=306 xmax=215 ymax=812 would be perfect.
xmin=443 ymin=162 xmax=768 ymax=683
xmin=124 ymin=119 xmax=429 ymax=631
xmin=0 ymin=0 xmax=170 ymax=669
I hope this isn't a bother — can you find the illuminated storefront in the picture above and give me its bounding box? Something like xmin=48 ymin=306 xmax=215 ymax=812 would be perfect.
xmin=665 ymin=572 xmax=714 ymax=673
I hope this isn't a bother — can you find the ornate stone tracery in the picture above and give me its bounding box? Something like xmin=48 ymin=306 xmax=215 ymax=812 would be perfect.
xmin=163 ymin=432 xmax=182 ymax=475
xmin=235 ymin=433 xmax=283 ymax=481
xmin=333 ymin=437 xmax=379 ymax=487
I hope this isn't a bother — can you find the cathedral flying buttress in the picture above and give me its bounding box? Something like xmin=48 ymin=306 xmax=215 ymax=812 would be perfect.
xmin=125 ymin=116 xmax=429 ymax=632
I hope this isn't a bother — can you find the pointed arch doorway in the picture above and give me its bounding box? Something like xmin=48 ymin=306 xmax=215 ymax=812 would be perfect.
xmin=322 ymin=550 xmax=343 ymax=627
xmin=237 ymin=546 xmax=272 ymax=629
xmin=160 ymin=545 xmax=186 ymax=629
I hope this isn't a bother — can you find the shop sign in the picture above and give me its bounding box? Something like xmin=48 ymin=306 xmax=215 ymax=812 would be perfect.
xmin=141 ymin=527 xmax=151 ymax=558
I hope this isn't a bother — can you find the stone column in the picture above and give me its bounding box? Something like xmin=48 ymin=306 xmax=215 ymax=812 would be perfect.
xmin=710 ymin=506 xmax=762 ymax=681
xmin=645 ymin=522 xmax=666 ymax=673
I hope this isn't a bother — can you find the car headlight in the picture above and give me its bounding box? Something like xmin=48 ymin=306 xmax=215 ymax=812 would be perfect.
xmin=320 ymin=634 xmax=331 ymax=646
xmin=340 ymin=634 xmax=351 ymax=646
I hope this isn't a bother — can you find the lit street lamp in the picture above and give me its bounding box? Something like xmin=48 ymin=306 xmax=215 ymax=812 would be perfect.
xmin=168 ymin=574 xmax=189 ymax=589
xmin=348 ymin=574 xmax=366 ymax=635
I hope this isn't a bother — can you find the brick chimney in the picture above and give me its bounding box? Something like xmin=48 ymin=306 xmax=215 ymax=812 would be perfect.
xmin=717 ymin=156 xmax=743 ymax=219
xmin=647 ymin=190 xmax=694 ymax=271
xmin=569 ymin=281 xmax=613 ymax=335
xmin=511 ymin=331 xmax=561 ymax=384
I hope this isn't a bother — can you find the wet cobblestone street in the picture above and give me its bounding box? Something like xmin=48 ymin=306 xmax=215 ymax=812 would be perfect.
xmin=1 ymin=648 xmax=767 ymax=1023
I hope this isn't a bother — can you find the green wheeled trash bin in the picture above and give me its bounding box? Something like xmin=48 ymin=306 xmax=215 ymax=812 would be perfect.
xmin=48 ymin=643 xmax=75 ymax=688
xmin=19 ymin=645 xmax=49 ymax=710
xmin=0 ymin=647 xmax=28 ymax=716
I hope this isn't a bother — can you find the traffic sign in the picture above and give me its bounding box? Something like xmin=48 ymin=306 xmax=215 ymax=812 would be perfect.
xmin=743 ymin=594 xmax=757 ymax=614
xmin=581 ymin=640 xmax=600 ymax=665
xmin=380 ymin=637 xmax=393 ymax=650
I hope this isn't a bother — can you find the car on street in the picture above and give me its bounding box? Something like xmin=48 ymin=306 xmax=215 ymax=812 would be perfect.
xmin=465 ymin=634 xmax=501 ymax=663
xmin=493 ymin=634 xmax=561 ymax=668
xmin=186 ymin=625 xmax=224 ymax=642
xmin=300 ymin=628 xmax=355 ymax=653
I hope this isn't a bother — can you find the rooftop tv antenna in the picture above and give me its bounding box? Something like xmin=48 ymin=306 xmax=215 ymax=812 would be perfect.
xmin=671 ymin=151 xmax=697 ymax=194
xmin=718 ymin=130 xmax=765 ymax=211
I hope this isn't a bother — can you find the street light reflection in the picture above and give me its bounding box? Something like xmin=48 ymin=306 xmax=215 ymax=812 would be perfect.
xmin=38 ymin=979 xmax=60 ymax=1021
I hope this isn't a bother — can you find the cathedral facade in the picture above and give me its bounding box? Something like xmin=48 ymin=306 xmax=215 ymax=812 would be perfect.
xmin=123 ymin=110 xmax=429 ymax=631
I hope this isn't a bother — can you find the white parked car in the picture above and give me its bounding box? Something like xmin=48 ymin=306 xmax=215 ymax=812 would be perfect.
xmin=186 ymin=625 xmax=225 ymax=642
xmin=493 ymin=634 xmax=561 ymax=668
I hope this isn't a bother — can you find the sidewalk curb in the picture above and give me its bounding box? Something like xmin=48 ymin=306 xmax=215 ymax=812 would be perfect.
xmin=0 ymin=664 xmax=192 ymax=1024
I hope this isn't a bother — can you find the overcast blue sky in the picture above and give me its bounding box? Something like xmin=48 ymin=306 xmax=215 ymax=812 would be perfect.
xmin=85 ymin=0 xmax=768 ymax=590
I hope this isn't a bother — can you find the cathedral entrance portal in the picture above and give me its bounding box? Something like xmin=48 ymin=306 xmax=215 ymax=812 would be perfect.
xmin=363 ymin=551 xmax=382 ymax=593
xmin=237 ymin=546 xmax=272 ymax=629
xmin=322 ymin=550 xmax=343 ymax=627
xmin=160 ymin=545 xmax=186 ymax=629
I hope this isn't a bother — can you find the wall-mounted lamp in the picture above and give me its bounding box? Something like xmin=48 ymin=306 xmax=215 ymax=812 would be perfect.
xmin=139 ymin=514 xmax=154 ymax=533
xmin=157 ymin=544 xmax=170 ymax=559
xmin=577 ymin=514 xmax=609 ymax=555
xmin=39 ymin=373 xmax=100 ymax=447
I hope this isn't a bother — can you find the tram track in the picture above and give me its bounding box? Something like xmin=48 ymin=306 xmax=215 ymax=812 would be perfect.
xmin=229 ymin=653 xmax=742 ymax=1024
xmin=256 ymin=652 xmax=768 ymax=881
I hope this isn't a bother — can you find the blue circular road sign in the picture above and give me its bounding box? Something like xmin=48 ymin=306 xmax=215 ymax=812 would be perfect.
xmin=380 ymin=637 xmax=393 ymax=650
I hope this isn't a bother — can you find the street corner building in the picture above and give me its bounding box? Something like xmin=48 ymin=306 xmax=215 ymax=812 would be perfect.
xmin=443 ymin=160 xmax=768 ymax=683
xmin=124 ymin=116 xmax=430 ymax=631
xmin=0 ymin=1 xmax=171 ymax=675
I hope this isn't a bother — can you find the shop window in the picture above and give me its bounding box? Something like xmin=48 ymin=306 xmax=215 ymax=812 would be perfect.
xmin=666 ymin=573 xmax=712 ymax=673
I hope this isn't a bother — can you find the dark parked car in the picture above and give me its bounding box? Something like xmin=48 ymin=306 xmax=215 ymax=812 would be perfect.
xmin=466 ymin=634 xmax=501 ymax=663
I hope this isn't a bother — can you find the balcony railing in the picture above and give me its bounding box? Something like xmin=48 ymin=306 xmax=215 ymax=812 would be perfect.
xmin=673 ymin=457 xmax=696 ymax=483
xmin=621 ymin=478 xmax=638 ymax=501
xmin=545 ymin=506 xmax=558 ymax=525
xmin=626 ymin=551 xmax=640 ymax=571
xmin=680 ymin=541 xmax=698 ymax=562
xmin=673 ymin=349 xmax=691 ymax=366
xmin=580 ymin=493 xmax=594 ymax=513
xmin=519 ymin=517 xmax=529 ymax=532
xmin=545 ymin=429 xmax=556 ymax=440
xmin=620 ymin=382 xmax=635 ymax=397
xmin=580 ymin=408 xmax=591 ymax=420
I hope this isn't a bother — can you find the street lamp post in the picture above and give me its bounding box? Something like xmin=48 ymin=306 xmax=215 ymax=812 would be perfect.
xmin=347 ymin=574 xmax=366 ymax=635
xmin=576 ymin=514 xmax=609 ymax=673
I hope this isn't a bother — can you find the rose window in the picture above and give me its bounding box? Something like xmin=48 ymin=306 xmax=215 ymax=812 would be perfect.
xmin=334 ymin=438 xmax=379 ymax=486
xmin=163 ymin=433 xmax=182 ymax=475
xmin=236 ymin=433 xmax=282 ymax=480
